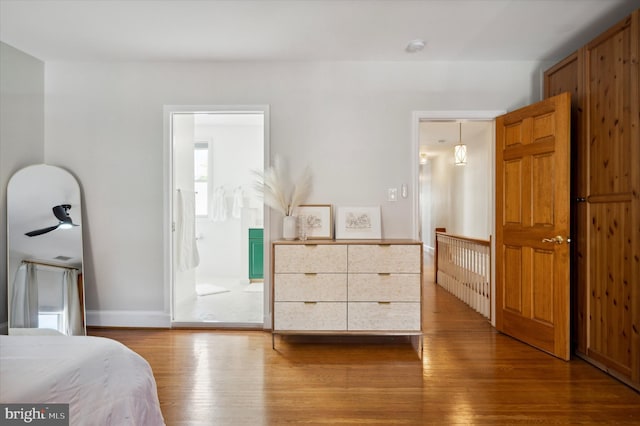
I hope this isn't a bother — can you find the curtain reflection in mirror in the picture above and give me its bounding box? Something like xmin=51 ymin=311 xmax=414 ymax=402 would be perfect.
xmin=10 ymin=262 xmax=38 ymax=328
xmin=10 ymin=261 xmax=84 ymax=335
xmin=64 ymin=268 xmax=83 ymax=335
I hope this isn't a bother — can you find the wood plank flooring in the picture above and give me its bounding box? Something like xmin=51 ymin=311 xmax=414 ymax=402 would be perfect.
xmin=90 ymin=264 xmax=640 ymax=425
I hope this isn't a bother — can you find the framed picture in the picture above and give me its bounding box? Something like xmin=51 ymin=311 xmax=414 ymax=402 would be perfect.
xmin=335 ymin=206 xmax=381 ymax=240
xmin=296 ymin=204 xmax=333 ymax=239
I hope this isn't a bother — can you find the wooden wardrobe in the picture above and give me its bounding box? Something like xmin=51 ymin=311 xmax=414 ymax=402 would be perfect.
xmin=544 ymin=10 xmax=639 ymax=390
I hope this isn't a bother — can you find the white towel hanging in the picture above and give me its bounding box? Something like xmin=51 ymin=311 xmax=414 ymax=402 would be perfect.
xmin=232 ymin=186 xmax=244 ymax=219
xmin=176 ymin=189 xmax=200 ymax=271
xmin=212 ymin=187 xmax=227 ymax=222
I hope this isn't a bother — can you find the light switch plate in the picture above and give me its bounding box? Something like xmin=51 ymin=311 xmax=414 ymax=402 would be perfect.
xmin=388 ymin=188 xmax=398 ymax=201
xmin=401 ymin=184 xmax=408 ymax=198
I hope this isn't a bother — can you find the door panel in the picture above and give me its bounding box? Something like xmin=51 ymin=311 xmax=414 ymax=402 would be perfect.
xmin=503 ymin=161 xmax=522 ymax=223
xmin=532 ymin=249 xmax=554 ymax=324
xmin=503 ymin=246 xmax=523 ymax=312
xmin=532 ymin=154 xmax=554 ymax=226
xmin=588 ymin=202 xmax=633 ymax=373
xmin=496 ymin=92 xmax=571 ymax=360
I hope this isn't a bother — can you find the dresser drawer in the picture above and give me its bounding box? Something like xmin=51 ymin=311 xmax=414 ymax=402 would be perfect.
xmin=347 ymin=302 xmax=421 ymax=331
xmin=348 ymin=244 xmax=421 ymax=273
xmin=274 ymin=245 xmax=347 ymax=273
xmin=274 ymin=302 xmax=347 ymax=331
xmin=348 ymin=273 xmax=421 ymax=302
xmin=274 ymin=273 xmax=347 ymax=302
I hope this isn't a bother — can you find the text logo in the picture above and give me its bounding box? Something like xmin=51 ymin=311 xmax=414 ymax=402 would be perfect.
xmin=0 ymin=404 xmax=68 ymax=425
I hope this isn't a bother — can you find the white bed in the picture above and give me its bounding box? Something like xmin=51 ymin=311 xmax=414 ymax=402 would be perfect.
xmin=0 ymin=335 xmax=165 ymax=426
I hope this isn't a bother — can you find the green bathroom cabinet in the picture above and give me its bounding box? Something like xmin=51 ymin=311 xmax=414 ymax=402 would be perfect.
xmin=248 ymin=228 xmax=264 ymax=280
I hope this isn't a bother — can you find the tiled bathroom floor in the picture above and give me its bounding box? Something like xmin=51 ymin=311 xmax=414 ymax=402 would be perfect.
xmin=173 ymin=278 xmax=264 ymax=326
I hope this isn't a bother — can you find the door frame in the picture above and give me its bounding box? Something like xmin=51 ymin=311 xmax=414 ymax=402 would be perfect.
xmin=163 ymin=104 xmax=271 ymax=329
xmin=411 ymin=110 xmax=504 ymax=326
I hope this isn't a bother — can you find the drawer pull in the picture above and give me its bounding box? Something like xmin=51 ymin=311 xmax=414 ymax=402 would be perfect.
xmin=378 ymin=301 xmax=391 ymax=305
xmin=304 ymin=272 xmax=318 ymax=276
xmin=378 ymin=272 xmax=391 ymax=276
xmin=304 ymin=301 xmax=318 ymax=304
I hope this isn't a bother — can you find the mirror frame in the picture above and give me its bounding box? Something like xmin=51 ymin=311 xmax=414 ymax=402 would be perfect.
xmin=6 ymin=164 xmax=86 ymax=335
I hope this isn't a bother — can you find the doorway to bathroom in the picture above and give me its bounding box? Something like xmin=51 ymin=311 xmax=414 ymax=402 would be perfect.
xmin=168 ymin=106 xmax=269 ymax=328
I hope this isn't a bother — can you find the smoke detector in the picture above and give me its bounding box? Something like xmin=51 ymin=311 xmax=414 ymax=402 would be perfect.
xmin=406 ymin=39 xmax=426 ymax=53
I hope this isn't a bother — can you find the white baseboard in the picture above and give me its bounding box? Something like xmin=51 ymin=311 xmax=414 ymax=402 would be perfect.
xmin=424 ymin=244 xmax=435 ymax=255
xmin=86 ymin=310 xmax=171 ymax=328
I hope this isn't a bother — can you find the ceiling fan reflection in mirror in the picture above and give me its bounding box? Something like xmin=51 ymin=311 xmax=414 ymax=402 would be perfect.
xmin=25 ymin=204 xmax=79 ymax=237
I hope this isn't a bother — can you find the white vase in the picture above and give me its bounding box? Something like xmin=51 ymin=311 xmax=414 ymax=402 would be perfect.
xmin=282 ymin=216 xmax=297 ymax=240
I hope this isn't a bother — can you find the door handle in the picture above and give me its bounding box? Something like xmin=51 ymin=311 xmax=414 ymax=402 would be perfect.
xmin=542 ymin=235 xmax=567 ymax=244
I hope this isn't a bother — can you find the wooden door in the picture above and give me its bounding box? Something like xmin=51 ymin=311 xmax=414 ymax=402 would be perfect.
xmin=542 ymin=10 xmax=639 ymax=389
xmin=495 ymin=92 xmax=571 ymax=360
xmin=543 ymin=51 xmax=588 ymax=356
xmin=583 ymin=11 xmax=639 ymax=385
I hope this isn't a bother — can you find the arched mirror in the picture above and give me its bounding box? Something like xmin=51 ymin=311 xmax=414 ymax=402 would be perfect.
xmin=7 ymin=164 xmax=86 ymax=335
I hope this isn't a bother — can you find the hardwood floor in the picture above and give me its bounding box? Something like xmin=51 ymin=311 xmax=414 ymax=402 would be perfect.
xmin=90 ymin=265 xmax=640 ymax=425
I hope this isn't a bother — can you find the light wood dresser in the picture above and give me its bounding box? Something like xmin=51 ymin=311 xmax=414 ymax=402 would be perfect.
xmin=271 ymin=239 xmax=423 ymax=355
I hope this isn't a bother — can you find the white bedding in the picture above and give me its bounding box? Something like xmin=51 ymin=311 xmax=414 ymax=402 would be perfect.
xmin=0 ymin=335 xmax=165 ymax=426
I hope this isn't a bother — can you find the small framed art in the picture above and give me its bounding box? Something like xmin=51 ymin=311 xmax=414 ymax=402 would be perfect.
xmin=335 ymin=206 xmax=381 ymax=240
xmin=296 ymin=204 xmax=333 ymax=239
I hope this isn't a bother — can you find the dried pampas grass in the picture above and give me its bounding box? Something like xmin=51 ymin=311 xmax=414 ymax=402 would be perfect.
xmin=254 ymin=157 xmax=312 ymax=216
xmin=288 ymin=167 xmax=312 ymax=216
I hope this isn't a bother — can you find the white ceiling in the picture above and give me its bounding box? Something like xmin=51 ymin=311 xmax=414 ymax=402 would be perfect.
xmin=1 ymin=1 xmax=636 ymax=161
xmin=420 ymin=119 xmax=490 ymax=153
xmin=0 ymin=0 xmax=636 ymax=63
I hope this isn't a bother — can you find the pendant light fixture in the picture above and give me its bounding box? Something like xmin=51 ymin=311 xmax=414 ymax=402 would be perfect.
xmin=454 ymin=122 xmax=467 ymax=166
xmin=419 ymin=152 xmax=428 ymax=165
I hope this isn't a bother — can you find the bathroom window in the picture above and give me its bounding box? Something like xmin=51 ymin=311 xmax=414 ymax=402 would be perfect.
xmin=194 ymin=141 xmax=209 ymax=217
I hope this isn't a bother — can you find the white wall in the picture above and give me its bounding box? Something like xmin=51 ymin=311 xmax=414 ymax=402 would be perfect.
xmin=424 ymin=121 xmax=493 ymax=244
xmin=419 ymin=160 xmax=432 ymax=249
xmin=461 ymin=123 xmax=492 ymax=239
xmin=42 ymin=60 xmax=545 ymax=326
xmin=0 ymin=42 xmax=44 ymax=332
xmin=430 ymin=153 xmax=452 ymax=238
